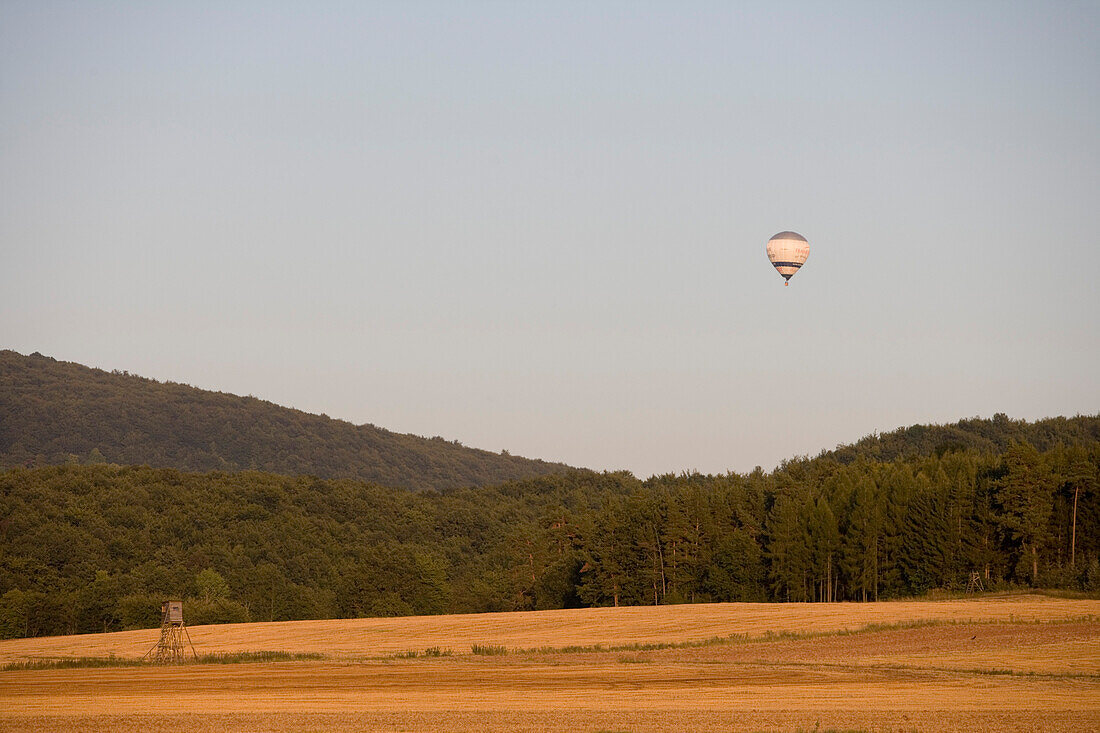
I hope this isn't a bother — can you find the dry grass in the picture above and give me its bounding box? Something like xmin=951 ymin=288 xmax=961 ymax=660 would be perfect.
xmin=1 ymin=592 xmax=1095 ymax=664
xmin=1 ymin=594 xmax=1098 ymax=732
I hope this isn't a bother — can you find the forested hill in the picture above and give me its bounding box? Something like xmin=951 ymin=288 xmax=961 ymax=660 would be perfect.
xmin=0 ymin=350 xmax=573 ymax=490
xmin=2 ymin=432 xmax=1097 ymax=638
xmin=825 ymin=414 xmax=1100 ymax=465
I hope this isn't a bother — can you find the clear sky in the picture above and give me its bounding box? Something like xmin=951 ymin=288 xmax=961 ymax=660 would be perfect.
xmin=2 ymin=2 xmax=1098 ymax=478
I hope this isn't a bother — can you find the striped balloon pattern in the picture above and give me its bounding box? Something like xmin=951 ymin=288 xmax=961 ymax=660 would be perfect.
xmin=766 ymin=231 xmax=809 ymax=286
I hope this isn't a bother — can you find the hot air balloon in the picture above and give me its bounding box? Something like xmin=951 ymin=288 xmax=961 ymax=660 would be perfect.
xmin=766 ymin=231 xmax=809 ymax=286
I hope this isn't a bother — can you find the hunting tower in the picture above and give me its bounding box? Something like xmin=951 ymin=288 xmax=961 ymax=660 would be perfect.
xmin=143 ymin=600 xmax=197 ymax=664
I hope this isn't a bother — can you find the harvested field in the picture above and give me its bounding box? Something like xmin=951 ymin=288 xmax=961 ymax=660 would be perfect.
xmin=1 ymin=592 xmax=1095 ymax=664
xmin=2 ymin=594 xmax=1098 ymax=732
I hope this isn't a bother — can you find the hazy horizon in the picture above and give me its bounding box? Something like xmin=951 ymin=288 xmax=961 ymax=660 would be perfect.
xmin=3 ymin=2 xmax=1098 ymax=477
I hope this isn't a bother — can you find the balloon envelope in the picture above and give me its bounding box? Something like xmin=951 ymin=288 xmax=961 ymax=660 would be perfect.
xmin=766 ymin=231 xmax=809 ymax=284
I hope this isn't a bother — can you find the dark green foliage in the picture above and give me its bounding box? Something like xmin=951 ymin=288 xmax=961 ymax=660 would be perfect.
xmin=114 ymin=593 xmax=162 ymax=629
xmin=0 ymin=350 xmax=572 ymax=490
xmin=826 ymin=412 xmax=1100 ymax=464
xmin=0 ymin=464 xmax=643 ymax=637
xmin=186 ymin=597 xmax=251 ymax=626
xmin=703 ymin=527 xmax=765 ymax=602
xmin=1 ymin=388 xmax=1098 ymax=640
xmin=766 ymin=494 xmax=811 ymax=602
xmin=995 ymin=443 xmax=1056 ymax=584
xmin=840 ymin=475 xmax=883 ymax=602
xmin=806 ymin=496 xmax=840 ymax=602
xmin=897 ymin=488 xmax=952 ymax=593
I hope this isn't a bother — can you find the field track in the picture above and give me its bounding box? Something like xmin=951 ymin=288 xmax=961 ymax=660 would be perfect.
xmin=2 ymin=594 xmax=1098 ymax=732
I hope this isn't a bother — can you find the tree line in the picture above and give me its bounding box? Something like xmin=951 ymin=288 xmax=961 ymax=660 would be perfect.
xmin=1 ymin=434 xmax=1097 ymax=638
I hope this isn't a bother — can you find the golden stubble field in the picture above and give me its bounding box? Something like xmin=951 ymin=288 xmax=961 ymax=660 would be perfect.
xmin=2 ymin=594 xmax=1098 ymax=732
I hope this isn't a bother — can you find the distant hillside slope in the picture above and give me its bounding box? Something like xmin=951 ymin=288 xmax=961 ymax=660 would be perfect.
xmin=826 ymin=413 xmax=1100 ymax=464
xmin=0 ymin=350 xmax=573 ymax=490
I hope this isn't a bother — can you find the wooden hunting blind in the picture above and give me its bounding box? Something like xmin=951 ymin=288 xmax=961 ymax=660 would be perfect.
xmin=142 ymin=599 xmax=197 ymax=664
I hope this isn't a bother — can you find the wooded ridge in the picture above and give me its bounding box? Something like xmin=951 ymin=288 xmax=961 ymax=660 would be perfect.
xmin=0 ymin=350 xmax=572 ymax=491
xmin=1 ymin=414 xmax=1097 ymax=638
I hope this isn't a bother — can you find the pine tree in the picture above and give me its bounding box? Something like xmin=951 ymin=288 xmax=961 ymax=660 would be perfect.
xmin=806 ymin=496 xmax=840 ymax=601
xmin=995 ymin=443 xmax=1056 ymax=584
xmin=898 ymin=488 xmax=951 ymax=594
xmin=766 ymin=494 xmax=811 ymax=602
xmin=1062 ymin=448 xmax=1097 ymax=569
xmin=841 ymin=476 xmax=883 ymax=601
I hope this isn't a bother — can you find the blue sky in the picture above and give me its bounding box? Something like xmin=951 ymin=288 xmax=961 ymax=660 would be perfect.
xmin=2 ymin=1 xmax=1097 ymax=476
